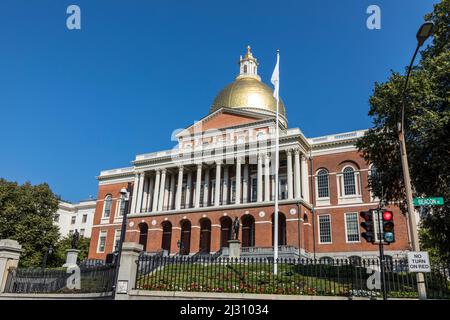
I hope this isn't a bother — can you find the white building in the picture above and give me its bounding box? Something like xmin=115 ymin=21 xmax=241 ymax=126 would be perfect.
xmin=54 ymin=199 xmax=96 ymax=238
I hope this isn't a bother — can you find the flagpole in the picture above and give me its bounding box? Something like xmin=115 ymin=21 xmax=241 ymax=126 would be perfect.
xmin=273 ymin=49 xmax=280 ymax=275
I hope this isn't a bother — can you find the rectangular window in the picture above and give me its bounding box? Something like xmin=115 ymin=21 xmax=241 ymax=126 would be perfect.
xmin=82 ymin=214 xmax=88 ymax=223
xmin=54 ymin=214 xmax=60 ymax=222
xmin=113 ymin=229 xmax=121 ymax=252
xmin=251 ymin=177 xmax=257 ymax=202
xmin=97 ymin=231 xmax=107 ymax=253
xmin=71 ymin=216 xmax=76 ymax=224
xmin=230 ymin=180 xmax=236 ymax=202
xmin=117 ymin=200 xmax=125 ymax=217
xmin=318 ymin=215 xmax=332 ymax=244
xmin=80 ymin=229 xmax=85 ymax=237
xmin=345 ymin=212 xmax=360 ymax=242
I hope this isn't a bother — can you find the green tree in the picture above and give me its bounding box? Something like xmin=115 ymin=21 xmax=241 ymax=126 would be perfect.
xmin=47 ymin=236 xmax=91 ymax=267
xmin=356 ymin=1 xmax=450 ymax=263
xmin=0 ymin=178 xmax=60 ymax=267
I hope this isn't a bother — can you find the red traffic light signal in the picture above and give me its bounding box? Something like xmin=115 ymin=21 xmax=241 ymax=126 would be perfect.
xmin=381 ymin=209 xmax=395 ymax=243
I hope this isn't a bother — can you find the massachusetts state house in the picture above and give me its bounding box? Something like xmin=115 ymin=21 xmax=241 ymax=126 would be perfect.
xmin=88 ymin=47 xmax=410 ymax=262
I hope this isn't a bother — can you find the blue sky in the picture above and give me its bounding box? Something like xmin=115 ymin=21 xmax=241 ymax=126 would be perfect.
xmin=0 ymin=0 xmax=438 ymax=202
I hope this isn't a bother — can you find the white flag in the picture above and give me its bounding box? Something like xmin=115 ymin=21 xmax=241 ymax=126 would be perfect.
xmin=271 ymin=52 xmax=279 ymax=101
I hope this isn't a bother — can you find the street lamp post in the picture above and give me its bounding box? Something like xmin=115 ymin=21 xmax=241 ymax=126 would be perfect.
xmin=111 ymin=187 xmax=130 ymax=299
xmin=398 ymin=22 xmax=433 ymax=300
xmin=41 ymin=245 xmax=54 ymax=269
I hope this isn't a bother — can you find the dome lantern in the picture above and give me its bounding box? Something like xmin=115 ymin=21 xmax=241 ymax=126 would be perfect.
xmin=209 ymin=46 xmax=287 ymax=122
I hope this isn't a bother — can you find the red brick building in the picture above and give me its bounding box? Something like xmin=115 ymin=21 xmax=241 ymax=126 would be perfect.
xmin=88 ymin=47 xmax=411 ymax=262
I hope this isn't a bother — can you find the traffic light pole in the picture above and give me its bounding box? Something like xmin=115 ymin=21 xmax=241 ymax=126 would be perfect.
xmin=376 ymin=208 xmax=387 ymax=301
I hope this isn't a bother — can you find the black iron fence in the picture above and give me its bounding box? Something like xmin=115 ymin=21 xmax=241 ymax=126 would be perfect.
xmin=4 ymin=263 xmax=116 ymax=294
xmin=135 ymin=256 xmax=450 ymax=299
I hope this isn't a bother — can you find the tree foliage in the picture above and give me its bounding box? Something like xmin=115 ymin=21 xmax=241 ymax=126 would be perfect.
xmin=46 ymin=236 xmax=91 ymax=267
xmin=0 ymin=178 xmax=60 ymax=267
xmin=356 ymin=1 xmax=450 ymax=263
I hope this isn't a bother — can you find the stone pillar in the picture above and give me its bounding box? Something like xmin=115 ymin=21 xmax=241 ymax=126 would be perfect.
xmin=195 ymin=164 xmax=202 ymax=208
xmin=146 ymin=175 xmax=155 ymax=212
xmin=242 ymin=163 xmax=249 ymax=203
xmin=264 ymin=154 xmax=270 ymax=202
xmin=168 ymin=173 xmax=176 ymax=210
xmin=175 ymin=166 xmax=184 ymax=210
xmin=130 ymin=174 xmax=139 ymax=214
xmin=136 ymin=172 xmax=145 ymax=213
xmin=0 ymin=239 xmax=22 ymax=293
xmin=63 ymin=249 xmax=80 ymax=267
xmin=235 ymin=157 xmax=241 ymax=205
xmin=152 ymin=169 xmax=161 ymax=212
xmin=141 ymin=177 xmax=149 ymax=212
xmin=301 ymin=155 xmax=310 ymax=202
xmin=257 ymin=154 xmax=263 ymax=202
xmin=203 ymin=168 xmax=210 ymax=207
xmin=185 ymin=171 xmax=192 ymax=209
xmin=228 ymin=240 xmax=240 ymax=258
xmin=214 ymin=161 xmax=221 ymax=206
xmin=286 ymin=149 xmax=293 ymax=199
xmin=222 ymin=165 xmax=229 ymax=205
xmin=294 ymin=149 xmax=301 ymax=199
xmin=115 ymin=242 xmax=143 ymax=300
xmin=158 ymin=169 xmax=167 ymax=211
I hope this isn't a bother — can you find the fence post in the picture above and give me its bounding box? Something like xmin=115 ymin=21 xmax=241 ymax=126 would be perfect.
xmin=115 ymin=242 xmax=143 ymax=300
xmin=0 ymin=239 xmax=22 ymax=293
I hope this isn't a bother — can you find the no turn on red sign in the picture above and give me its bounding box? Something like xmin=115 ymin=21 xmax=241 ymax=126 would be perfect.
xmin=408 ymin=252 xmax=431 ymax=272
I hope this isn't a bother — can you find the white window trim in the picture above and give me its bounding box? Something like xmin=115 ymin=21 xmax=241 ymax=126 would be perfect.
xmin=315 ymin=169 xmax=330 ymax=206
xmin=100 ymin=194 xmax=113 ymax=223
xmin=114 ymin=198 xmax=124 ymax=223
xmin=338 ymin=166 xmax=362 ymax=204
xmin=97 ymin=230 xmax=108 ymax=253
xmin=318 ymin=214 xmax=332 ymax=244
xmin=344 ymin=212 xmax=361 ymax=243
xmin=113 ymin=229 xmax=121 ymax=252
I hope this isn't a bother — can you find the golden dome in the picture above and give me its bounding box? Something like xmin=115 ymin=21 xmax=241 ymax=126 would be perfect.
xmin=210 ymin=77 xmax=286 ymax=116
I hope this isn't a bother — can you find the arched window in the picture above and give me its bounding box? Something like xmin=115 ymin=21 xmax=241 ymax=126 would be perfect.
xmin=319 ymin=256 xmax=334 ymax=265
xmin=317 ymin=169 xmax=329 ymax=198
xmin=103 ymin=195 xmax=112 ymax=218
xmin=343 ymin=167 xmax=356 ymax=195
xmin=243 ymin=65 xmax=247 ymax=73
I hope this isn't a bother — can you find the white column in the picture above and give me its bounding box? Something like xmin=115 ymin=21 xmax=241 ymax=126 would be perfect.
xmin=301 ymin=155 xmax=310 ymax=202
xmin=286 ymin=149 xmax=293 ymax=199
xmin=195 ymin=164 xmax=202 ymax=208
xmin=130 ymin=174 xmax=139 ymax=214
xmin=294 ymin=149 xmax=301 ymax=199
xmin=235 ymin=157 xmax=241 ymax=205
xmin=157 ymin=169 xmax=167 ymax=211
xmin=136 ymin=172 xmax=145 ymax=213
xmin=257 ymin=154 xmax=263 ymax=202
xmin=222 ymin=165 xmax=229 ymax=205
xmin=168 ymin=173 xmax=176 ymax=210
xmin=152 ymin=170 xmax=161 ymax=212
xmin=214 ymin=161 xmax=221 ymax=206
xmin=264 ymin=154 xmax=270 ymax=202
xmin=203 ymin=167 xmax=210 ymax=206
xmin=147 ymin=175 xmax=155 ymax=211
xmin=175 ymin=166 xmax=184 ymax=210
xmin=185 ymin=170 xmax=192 ymax=208
xmin=242 ymin=163 xmax=248 ymax=203
xmin=142 ymin=177 xmax=149 ymax=212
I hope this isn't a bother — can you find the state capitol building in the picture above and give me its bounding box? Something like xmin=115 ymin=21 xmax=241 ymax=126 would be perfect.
xmin=88 ymin=47 xmax=410 ymax=262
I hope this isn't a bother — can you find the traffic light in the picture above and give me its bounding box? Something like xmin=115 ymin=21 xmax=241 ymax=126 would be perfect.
xmin=381 ymin=209 xmax=395 ymax=244
xmin=360 ymin=210 xmax=375 ymax=243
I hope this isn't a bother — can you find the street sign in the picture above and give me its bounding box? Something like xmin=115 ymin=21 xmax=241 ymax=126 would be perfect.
xmin=408 ymin=252 xmax=431 ymax=272
xmin=413 ymin=197 xmax=444 ymax=206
